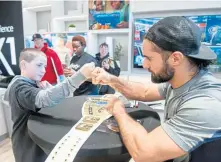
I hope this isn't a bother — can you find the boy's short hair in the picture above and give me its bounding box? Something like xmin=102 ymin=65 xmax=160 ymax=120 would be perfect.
xmin=19 ymin=48 xmax=45 ymax=64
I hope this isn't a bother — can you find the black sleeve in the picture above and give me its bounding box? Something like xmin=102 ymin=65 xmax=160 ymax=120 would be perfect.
xmin=107 ymin=61 xmax=120 ymax=76
xmin=89 ymin=55 xmax=99 ymax=67
xmin=14 ymin=83 xmax=41 ymax=111
xmin=98 ymin=85 xmax=109 ymax=95
xmin=107 ymin=86 xmax=115 ymax=94
xmin=93 ymin=57 xmax=99 ymax=67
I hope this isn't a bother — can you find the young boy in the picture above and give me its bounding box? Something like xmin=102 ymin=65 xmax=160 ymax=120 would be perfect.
xmin=4 ymin=48 xmax=95 ymax=162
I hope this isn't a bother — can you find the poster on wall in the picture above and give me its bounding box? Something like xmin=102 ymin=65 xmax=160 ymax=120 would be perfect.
xmin=25 ymin=32 xmax=87 ymax=56
xmin=88 ymin=0 xmax=130 ymax=30
xmin=51 ymin=33 xmax=87 ymax=56
xmin=133 ymin=15 xmax=221 ymax=73
xmin=0 ymin=1 xmax=24 ymax=76
xmin=24 ymin=35 xmax=35 ymax=48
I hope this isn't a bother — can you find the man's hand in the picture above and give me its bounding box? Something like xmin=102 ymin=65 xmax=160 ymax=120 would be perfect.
xmin=117 ymin=21 xmax=129 ymax=28
xmin=37 ymin=81 xmax=52 ymax=89
xmin=63 ymin=68 xmax=75 ymax=77
xmin=79 ymin=62 xmax=95 ymax=79
xmin=104 ymin=95 xmax=126 ymax=116
xmin=92 ymin=67 xmax=113 ymax=85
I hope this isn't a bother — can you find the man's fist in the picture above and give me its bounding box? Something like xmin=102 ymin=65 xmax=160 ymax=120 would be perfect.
xmin=103 ymin=94 xmax=126 ymax=116
xmin=92 ymin=67 xmax=113 ymax=85
xmin=63 ymin=68 xmax=75 ymax=77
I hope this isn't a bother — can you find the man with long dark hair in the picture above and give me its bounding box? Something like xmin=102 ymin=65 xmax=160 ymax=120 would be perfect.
xmin=92 ymin=16 xmax=221 ymax=162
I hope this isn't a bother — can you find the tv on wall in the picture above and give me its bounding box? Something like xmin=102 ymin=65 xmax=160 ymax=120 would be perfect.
xmin=133 ymin=15 xmax=221 ymax=73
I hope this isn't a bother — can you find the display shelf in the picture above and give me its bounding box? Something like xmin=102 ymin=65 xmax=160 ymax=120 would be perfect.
xmin=88 ymin=29 xmax=130 ymax=34
xmin=23 ymin=5 xmax=51 ymax=12
xmin=53 ymin=15 xmax=87 ymax=21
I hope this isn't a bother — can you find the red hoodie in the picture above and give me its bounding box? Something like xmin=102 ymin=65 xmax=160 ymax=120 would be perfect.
xmin=38 ymin=43 xmax=64 ymax=84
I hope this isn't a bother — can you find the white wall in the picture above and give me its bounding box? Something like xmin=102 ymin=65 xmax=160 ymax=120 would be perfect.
xmin=36 ymin=11 xmax=51 ymax=32
xmin=22 ymin=0 xmax=51 ymax=8
xmin=64 ymin=1 xmax=78 ymax=15
xmin=51 ymin=1 xmax=65 ymax=32
xmin=51 ymin=0 xmax=64 ymax=18
xmin=22 ymin=10 xmax=37 ymax=35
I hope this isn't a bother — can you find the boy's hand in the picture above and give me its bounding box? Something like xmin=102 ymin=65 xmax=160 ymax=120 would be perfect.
xmin=117 ymin=21 xmax=129 ymax=28
xmin=79 ymin=62 xmax=95 ymax=79
xmin=64 ymin=68 xmax=75 ymax=77
xmin=37 ymin=81 xmax=53 ymax=89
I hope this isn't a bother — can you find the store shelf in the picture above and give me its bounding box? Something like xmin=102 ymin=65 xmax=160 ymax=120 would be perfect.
xmin=53 ymin=15 xmax=88 ymax=22
xmin=23 ymin=5 xmax=51 ymax=12
xmin=38 ymin=30 xmax=88 ymax=34
xmin=89 ymin=29 xmax=130 ymax=34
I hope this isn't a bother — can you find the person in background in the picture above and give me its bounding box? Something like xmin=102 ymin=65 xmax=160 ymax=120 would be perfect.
xmin=53 ymin=33 xmax=71 ymax=67
xmin=63 ymin=35 xmax=98 ymax=96
xmin=33 ymin=33 xmax=64 ymax=84
xmin=110 ymin=0 xmax=129 ymax=28
xmin=4 ymin=48 xmax=95 ymax=162
xmin=92 ymin=16 xmax=221 ymax=162
xmin=44 ymin=38 xmax=53 ymax=48
xmin=94 ymin=0 xmax=104 ymax=11
xmin=95 ymin=42 xmax=120 ymax=94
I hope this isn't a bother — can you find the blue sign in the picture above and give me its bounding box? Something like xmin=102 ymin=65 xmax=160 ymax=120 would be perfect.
xmin=133 ymin=14 xmax=221 ymax=72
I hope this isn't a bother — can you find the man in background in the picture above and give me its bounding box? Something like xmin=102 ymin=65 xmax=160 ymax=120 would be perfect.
xmin=63 ymin=35 xmax=98 ymax=96
xmin=33 ymin=33 xmax=64 ymax=84
xmin=110 ymin=0 xmax=129 ymax=28
xmin=92 ymin=16 xmax=221 ymax=162
xmin=94 ymin=0 xmax=104 ymax=11
xmin=95 ymin=42 xmax=120 ymax=94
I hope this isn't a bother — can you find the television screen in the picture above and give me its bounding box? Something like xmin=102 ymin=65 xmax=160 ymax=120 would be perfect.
xmin=133 ymin=15 xmax=221 ymax=72
xmin=88 ymin=0 xmax=130 ymax=30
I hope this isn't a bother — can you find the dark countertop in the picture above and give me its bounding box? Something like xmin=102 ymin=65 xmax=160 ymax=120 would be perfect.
xmin=28 ymin=96 xmax=161 ymax=162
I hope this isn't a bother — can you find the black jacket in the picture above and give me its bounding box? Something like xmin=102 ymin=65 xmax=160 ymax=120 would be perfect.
xmin=95 ymin=53 xmax=120 ymax=95
xmin=4 ymin=76 xmax=47 ymax=162
xmin=70 ymin=52 xmax=98 ymax=96
xmin=96 ymin=53 xmax=120 ymax=76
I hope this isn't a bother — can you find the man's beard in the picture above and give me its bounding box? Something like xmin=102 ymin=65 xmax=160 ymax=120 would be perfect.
xmin=151 ymin=62 xmax=174 ymax=83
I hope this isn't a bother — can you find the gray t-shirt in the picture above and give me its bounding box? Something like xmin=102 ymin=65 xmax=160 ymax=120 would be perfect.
xmin=158 ymin=70 xmax=221 ymax=162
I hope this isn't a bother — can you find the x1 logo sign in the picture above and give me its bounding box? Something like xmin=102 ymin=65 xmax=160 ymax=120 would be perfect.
xmin=0 ymin=37 xmax=16 ymax=75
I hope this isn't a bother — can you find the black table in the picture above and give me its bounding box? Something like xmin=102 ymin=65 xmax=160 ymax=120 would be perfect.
xmin=0 ymin=75 xmax=14 ymax=88
xmin=28 ymin=96 xmax=161 ymax=162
